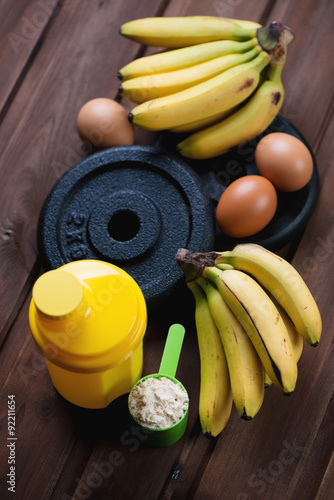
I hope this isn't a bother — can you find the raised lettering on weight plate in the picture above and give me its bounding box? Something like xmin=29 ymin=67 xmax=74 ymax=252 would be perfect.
xmin=65 ymin=212 xmax=88 ymax=260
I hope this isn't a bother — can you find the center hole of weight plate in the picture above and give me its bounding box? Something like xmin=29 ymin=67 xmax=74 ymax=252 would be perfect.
xmin=108 ymin=209 xmax=140 ymax=242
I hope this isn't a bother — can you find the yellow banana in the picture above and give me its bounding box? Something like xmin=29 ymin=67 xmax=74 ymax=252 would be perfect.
xmin=229 ymin=19 xmax=262 ymax=30
xmin=264 ymin=301 xmax=304 ymax=387
xmin=197 ymin=277 xmax=264 ymax=420
xmin=202 ymin=266 xmax=298 ymax=395
xmin=177 ymin=62 xmax=284 ymax=159
xmin=129 ymin=51 xmax=270 ymax=131
xmin=169 ymin=106 xmax=238 ymax=134
xmin=120 ymin=46 xmax=260 ymax=103
xmin=277 ymin=303 xmax=304 ymax=362
xmin=188 ymin=282 xmax=233 ymax=437
xmin=214 ymin=243 xmax=322 ymax=346
xmin=263 ymin=371 xmax=272 ymax=387
xmin=120 ymin=16 xmax=257 ymax=48
xmin=118 ymin=38 xmax=258 ymax=81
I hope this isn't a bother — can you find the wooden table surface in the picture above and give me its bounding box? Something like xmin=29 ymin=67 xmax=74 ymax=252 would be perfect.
xmin=1 ymin=1 xmax=333 ymax=499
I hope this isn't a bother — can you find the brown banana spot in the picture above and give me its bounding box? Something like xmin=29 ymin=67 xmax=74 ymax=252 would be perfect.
xmin=271 ymin=91 xmax=281 ymax=105
xmin=238 ymin=78 xmax=254 ymax=91
xmin=270 ymin=43 xmax=288 ymax=65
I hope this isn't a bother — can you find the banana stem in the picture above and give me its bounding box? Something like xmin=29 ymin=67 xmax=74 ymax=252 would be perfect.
xmin=175 ymin=248 xmax=220 ymax=282
xmin=257 ymin=22 xmax=294 ymax=65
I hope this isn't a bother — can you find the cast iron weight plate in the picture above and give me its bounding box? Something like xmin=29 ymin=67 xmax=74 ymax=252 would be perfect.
xmin=157 ymin=115 xmax=320 ymax=251
xmin=37 ymin=146 xmax=215 ymax=308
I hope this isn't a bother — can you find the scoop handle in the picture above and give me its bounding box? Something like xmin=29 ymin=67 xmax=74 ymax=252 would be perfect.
xmin=158 ymin=324 xmax=185 ymax=378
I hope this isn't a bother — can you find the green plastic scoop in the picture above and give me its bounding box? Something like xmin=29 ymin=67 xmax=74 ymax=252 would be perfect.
xmin=128 ymin=323 xmax=189 ymax=448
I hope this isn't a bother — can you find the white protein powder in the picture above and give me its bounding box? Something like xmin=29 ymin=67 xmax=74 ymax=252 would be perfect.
xmin=129 ymin=376 xmax=188 ymax=429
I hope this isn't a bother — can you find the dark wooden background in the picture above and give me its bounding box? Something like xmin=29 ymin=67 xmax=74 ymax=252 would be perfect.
xmin=0 ymin=1 xmax=333 ymax=499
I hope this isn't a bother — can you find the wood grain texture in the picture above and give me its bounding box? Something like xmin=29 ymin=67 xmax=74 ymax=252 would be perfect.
xmin=268 ymin=0 xmax=334 ymax=146
xmin=0 ymin=0 xmax=164 ymax=339
xmin=0 ymin=0 xmax=59 ymax=118
xmin=0 ymin=0 xmax=333 ymax=498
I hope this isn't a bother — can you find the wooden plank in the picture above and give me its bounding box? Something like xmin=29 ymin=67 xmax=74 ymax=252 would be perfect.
xmin=69 ymin=1 xmax=334 ymax=498
xmin=190 ymin=88 xmax=334 ymax=500
xmin=1 ymin=0 xmax=333 ymax=498
xmin=0 ymin=0 xmax=59 ymax=118
xmin=191 ymin=343 xmax=333 ymax=499
xmin=315 ymin=452 xmax=334 ymax=500
xmin=292 ymin=111 xmax=334 ymax=284
xmin=0 ymin=0 xmax=166 ymax=343
xmin=290 ymin=400 xmax=334 ymax=500
xmin=68 ymin=307 xmax=201 ymax=499
xmin=285 ymin=110 xmax=334 ymax=500
xmin=162 ymin=0 xmax=271 ymax=20
xmin=165 ymin=1 xmax=334 ymax=497
xmin=190 ymin=56 xmax=334 ymax=500
xmin=268 ymin=0 xmax=334 ymax=146
xmin=0 ymin=0 xmax=172 ymax=498
xmin=67 ymin=3 xmax=268 ymax=499
xmin=0 ymin=297 xmax=88 ymax=499
xmin=49 ymin=437 xmax=93 ymax=500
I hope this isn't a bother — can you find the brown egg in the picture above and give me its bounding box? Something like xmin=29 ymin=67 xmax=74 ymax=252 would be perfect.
xmin=255 ymin=133 xmax=313 ymax=191
xmin=216 ymin=175 xmax=277 ymax=238
xmin=76 ymin=98 xmax=135 ymax=149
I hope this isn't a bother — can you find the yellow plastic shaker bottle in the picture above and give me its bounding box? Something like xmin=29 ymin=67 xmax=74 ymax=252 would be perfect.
xmin=29 ymin=260 xmax=147 ymax=409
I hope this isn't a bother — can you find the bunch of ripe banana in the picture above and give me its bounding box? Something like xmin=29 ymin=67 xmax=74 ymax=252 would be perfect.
xmin=118 ymin=16 xmax=295 ymax=159
xmin=175 ymin=243 xmax=322 ymax=438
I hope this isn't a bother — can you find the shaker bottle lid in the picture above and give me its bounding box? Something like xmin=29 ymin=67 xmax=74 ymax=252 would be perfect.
xmin=30 ymin=260 xmax=147 ymax=372
xmin=32 ymin=270 xmax=84 ymax=320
